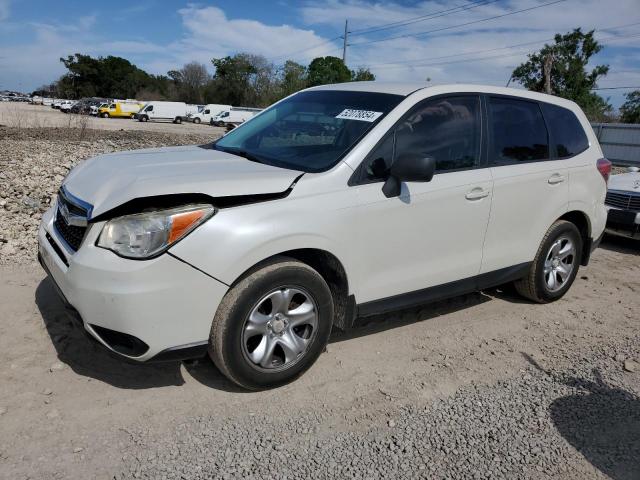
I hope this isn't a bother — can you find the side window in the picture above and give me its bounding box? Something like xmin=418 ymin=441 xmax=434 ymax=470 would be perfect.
xmin=541 ymin=103 xmax=589 ymax=158
xmin=489 ymin=97 xmax=549 ymax=164
xmin=359 ymin=95 xmax=481 ymax=182
xmin=145 ymin=105 xmax=153 ymax=112
xmin=395 ymin=96 xmax=481 ymax=172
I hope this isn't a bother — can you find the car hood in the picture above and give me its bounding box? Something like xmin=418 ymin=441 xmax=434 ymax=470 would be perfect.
xmin=609 ymin=171 xmax=640 ymax=192
xmin=62 ymin=145 xmax=301 ymax=218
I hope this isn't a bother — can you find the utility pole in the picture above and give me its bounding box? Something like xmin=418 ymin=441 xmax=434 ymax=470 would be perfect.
xmin=543 ymin=53 xmax=553 ymax=94
xmin=342 ymin=20 xmax=349 ymax=64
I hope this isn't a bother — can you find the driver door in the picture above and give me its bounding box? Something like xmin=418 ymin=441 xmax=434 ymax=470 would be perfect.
xmin=351 ymin=95 xmax=493 ymax=305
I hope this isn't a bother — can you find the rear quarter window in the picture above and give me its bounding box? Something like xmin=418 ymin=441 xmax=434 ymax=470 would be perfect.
xmin=541 ymin=103 xmax=589 ymax=158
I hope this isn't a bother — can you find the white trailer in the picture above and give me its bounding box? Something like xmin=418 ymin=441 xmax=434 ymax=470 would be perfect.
xmin=136 ymin=102 xmax=188 ymax=124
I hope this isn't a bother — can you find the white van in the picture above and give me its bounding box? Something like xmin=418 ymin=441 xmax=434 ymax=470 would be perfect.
xmin=211 ymin=107 xmax=262 ymax=127
xmin=189 ymin=104 xmax=232 ymax=124
xmin=137 ymin=102 xmax=188 ymax=124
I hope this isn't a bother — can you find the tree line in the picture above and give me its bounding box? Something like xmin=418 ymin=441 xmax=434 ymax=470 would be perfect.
xmin=34 ymin=53 xmax=374 ymax=108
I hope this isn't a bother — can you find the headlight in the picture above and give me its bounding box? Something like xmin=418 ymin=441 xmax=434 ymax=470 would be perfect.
xmin=97 ymin=204 xmax=215 ymax=259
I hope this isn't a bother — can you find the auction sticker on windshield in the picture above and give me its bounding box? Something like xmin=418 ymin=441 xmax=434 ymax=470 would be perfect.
xmin=335 ymin=109 xmax=383 ymax=122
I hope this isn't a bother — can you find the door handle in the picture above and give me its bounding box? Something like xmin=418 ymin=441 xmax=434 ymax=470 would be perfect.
xmin=548 ymin=173 xmax=565 ymax=185
xmin=465 ymin=188 xmax=490 ymax=201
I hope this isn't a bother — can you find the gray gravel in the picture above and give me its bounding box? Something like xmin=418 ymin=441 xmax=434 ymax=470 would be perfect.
xmin=117 ymin=336 xmax=639 ymax=480
xmin=0 ymin=127 xmax=216 ymax=266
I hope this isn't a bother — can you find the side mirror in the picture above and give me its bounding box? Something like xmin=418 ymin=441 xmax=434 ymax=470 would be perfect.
xmin=382 ymin=153 xmax=436 ymax=198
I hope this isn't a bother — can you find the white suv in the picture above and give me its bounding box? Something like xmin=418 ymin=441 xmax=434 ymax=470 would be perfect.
xmin=38 ymin=83 xmax=609 ymax=389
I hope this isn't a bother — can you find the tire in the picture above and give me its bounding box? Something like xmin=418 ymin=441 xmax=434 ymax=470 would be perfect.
xmin=514 ymin=220 xmax=582 ymax=303
xmin=209 ymin=258 xmax=334 ymax=390
xmin=193 ymin=117 xmax=201 ymax=124
xmin=174 ymin=117 xmax=182 ymax=124
xmin=101 ymin=112 xmax=109 ymax=118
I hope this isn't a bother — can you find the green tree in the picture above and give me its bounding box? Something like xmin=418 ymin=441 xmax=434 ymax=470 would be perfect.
xmin=58 ymin=53 xmax=165 ymax=99
xmin=307 ymin=56 xmax=352 ymax=87
xmin=511 ymin=28 xmax=611 ymax=120
xmin=281 ymin=60 xmax=308 ymax=97
xmin=351 ymin=67 xmax=375 ymax=82
xmin=620 ymin=90 xmax=640 ymax=124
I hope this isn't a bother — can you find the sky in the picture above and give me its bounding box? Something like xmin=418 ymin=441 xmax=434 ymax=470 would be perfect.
xmin=0 ymin=0 xmax=638 ymax=107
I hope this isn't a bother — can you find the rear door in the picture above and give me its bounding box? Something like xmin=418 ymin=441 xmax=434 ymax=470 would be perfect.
xmin=352 ymin=94 xmax=493 ymax=303
xmin=480 ymin=96 xmax=568 ymax=274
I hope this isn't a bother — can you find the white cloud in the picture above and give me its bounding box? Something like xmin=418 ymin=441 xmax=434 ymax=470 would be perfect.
xmin=0 ymin=0 xmax=9 ymax=22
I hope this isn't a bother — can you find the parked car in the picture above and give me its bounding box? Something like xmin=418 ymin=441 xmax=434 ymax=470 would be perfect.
xmin=136 ymin=101 xmax=187 ymax=123
xmin=188 ymin=104 xmax=231 ymax=124
xmin=38 ymin=82 xmax=608 ymax=390
xmin=210 ymin=107 xmax=262 ymax=127
xmin=604 ymin=166 xmax=640 ymax=238
xmin=59 ymin=100 xmax=75 ymax=113
xmin=51 ymin=99 xmax=65 ymax=109
xmin=98 ymin=102 xmax=143 ymax=118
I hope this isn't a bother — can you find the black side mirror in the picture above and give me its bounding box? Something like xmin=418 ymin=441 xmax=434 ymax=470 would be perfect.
xmin=382 ymin=153 xmax=436 ymax=198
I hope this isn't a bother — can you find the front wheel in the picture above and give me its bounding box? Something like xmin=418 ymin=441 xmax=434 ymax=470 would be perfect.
xmin=101 ymin=112 xmax=109 ymax=118
xmin=193 ymin=117 xmax=201 ymax=124
xmin=209 ymin=258 xmax=334 ymax=390
xmin=515 ymin=220 xmax=582 ymax=303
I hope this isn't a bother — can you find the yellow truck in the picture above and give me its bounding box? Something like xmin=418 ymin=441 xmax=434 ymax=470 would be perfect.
xmin=98 ymin=102 xmax=143 ymax=118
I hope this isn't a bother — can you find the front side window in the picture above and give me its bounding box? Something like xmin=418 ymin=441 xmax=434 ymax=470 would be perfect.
xmin=144 ymin=105 xmax=153 ymax=112
xmin=359 ymin=95 xmax=482 ymax=182
xmin=540 ymin=103 xmax=589 ymax=158
xmin=214 ymin=90 xmax=404 ymax=173
xmin=489 ymin=97 xmax=549 ymax=164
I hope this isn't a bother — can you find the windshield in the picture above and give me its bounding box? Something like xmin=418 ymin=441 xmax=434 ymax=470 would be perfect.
xmin=214 ymin=90 xmax=404 ymax=172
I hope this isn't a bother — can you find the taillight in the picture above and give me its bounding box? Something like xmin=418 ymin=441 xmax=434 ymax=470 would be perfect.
xmin=596 ymin=158 xmax=612 ymax=183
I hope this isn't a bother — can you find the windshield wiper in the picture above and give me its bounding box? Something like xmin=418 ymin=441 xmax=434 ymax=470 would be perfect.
xmin=222 ymin=147 xmax=267 ymax=165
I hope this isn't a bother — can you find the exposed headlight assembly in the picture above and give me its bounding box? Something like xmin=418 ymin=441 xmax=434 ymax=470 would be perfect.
xmin=97 ymin=204 xmax=215 ymax=259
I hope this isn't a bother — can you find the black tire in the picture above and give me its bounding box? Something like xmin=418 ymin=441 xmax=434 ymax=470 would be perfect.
xmin=209 ymin=257 xmax=334 ymax=390
xmin=101 ymin=112 xmax=109 ymax=118
xmin=174 ymin=117 xmax=182 ymax=124
xmin=193 ymin=117 xmax=201 ymax=124
xmin=515 ymin=220 xmax=582 ymax=303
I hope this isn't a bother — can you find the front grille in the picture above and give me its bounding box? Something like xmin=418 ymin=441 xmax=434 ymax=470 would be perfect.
xmin=53 ymin=190 xmax=89 ymax=251
xmin=605 ymin=190 xmax=640 ymax=211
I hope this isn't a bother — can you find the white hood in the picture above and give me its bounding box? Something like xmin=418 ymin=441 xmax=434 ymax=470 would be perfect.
xmin=609 ymin=171 xmax=640 ymax=192
xmin=63 ymin=145 xmax=301 ymax=218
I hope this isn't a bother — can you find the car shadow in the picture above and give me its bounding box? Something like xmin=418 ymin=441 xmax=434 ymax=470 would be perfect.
xmin=35 ymin=277 xmax=243 ymax=392
xmin=599 ymin=234 xmax=639 ymax=256
xmin=523 ymin=353 xmax=640 ymax=480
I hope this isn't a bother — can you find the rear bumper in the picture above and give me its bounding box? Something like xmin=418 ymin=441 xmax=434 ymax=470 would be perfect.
xmin=38 ymin=206 xmax=228 ymax=362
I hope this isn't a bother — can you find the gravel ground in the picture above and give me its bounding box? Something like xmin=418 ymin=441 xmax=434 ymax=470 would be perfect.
xmin=117 ymin=336 xmax=640 ymax=480
xmin=0 ymin=127 xmax=218 ymax=265
xmin=0 ymin=123 xmax=638 ymax=479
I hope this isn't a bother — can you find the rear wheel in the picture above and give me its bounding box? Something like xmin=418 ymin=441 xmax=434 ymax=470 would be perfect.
xmin=101 ymin=112 xmax=109 ymax=118
xmin=174 ymin=117 xmax=182 ymax=124
xmin=515 ymin=220 xmax=582 ymax=303
xmin=209 ymin=258 xmax=334 ymax=390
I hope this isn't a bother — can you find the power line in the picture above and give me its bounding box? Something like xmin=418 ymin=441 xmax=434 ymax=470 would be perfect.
xmin=349 ymin=0 xmax=504 ymax=37
xmin=268 ymin=36 xmax=342 ymax=62
xmin=350 ymin=0 xmax=569 ymax=47
xmin=367 ymin=29 xmax=640 ymax=71
xmin=366 ymin=20 xmax=640 ymax=68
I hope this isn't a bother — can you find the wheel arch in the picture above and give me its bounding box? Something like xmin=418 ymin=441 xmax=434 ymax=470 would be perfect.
xmin=229 ymin=248 xmax=354 ymax=332
xmin=558 ymin=210 xmax=592 ymax=266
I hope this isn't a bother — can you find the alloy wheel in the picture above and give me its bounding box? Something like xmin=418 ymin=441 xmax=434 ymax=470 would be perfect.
xmin=543 ymin=236 xmax=576 ymax=292
xmin=241 ymin=287 xmax=318 ymax=371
